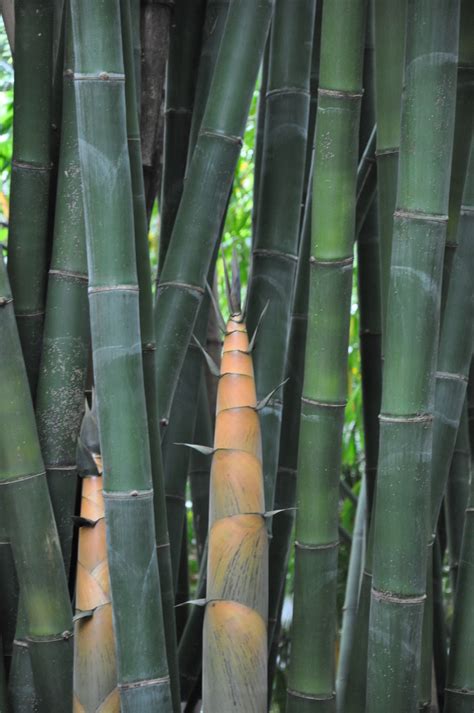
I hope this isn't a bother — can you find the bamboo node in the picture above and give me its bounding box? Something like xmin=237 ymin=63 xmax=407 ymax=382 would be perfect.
xmin=318 ymin=87 xmax=363 ymax=99
xmin=371 ymin=588 xmax=426 ymax=605
xmin=394 ymin=209 xmax=448 ymax=224
xmin=118 ymin=675 xmax=171 ymax=690
xmin=253 ymin=248 xmax=298 ymax=263
xmin=295 ymin=539 xmax=339 ymax=551
xmin=287 ymin=687 xmax=335 ymax=701
xmin=379 ymin=413 xmax=432 ymax=424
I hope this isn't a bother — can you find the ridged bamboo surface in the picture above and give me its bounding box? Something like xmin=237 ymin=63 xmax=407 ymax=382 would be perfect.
xmin=74 ymin=455 xmax=118 ymax=713
xmin=203 ymin=315 xmax=268 ymax=713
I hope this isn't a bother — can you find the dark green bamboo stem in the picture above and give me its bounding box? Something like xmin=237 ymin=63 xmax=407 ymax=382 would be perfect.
xmin=245 ymin=0 xmax=317 ymax=515
xmin=175 ymin=523 xmax=189 ymax=643
xmin=154 ymin=0 xmax=273 ymax=425
xmin=441 ymin=0 xmax=474 ymax=306
xmin=373 ymin=0 xmax=407 ymax=332
xmin=433 ymin=538 xmax=448 ymax=711
xmin=445 ymin=401 xmax=470 ymax=589
xmin=0 ymin=639 xmax=7 ymax=713
xmin=8 ymin=605 xmax=40 ymax=713
xmin=7 ymin=0 xmax=54 ymax=395
xmin=70 ymin=2 xmax=172 ymax=709
xmin=0 ymin=259 xmax=72 ymax=712
xmin=178 ymin=543 xmax=208 ymax=705
xmin=0 ymin=526 xmax=16 ymax=680
xmin=252 ymin=38 xmax=269 ymax=234
xmin=140 ymin=0 xmax=172 ymax=219
xmin=336 ymin=479 xmax=367 ymax=708
xmin=287 ymin=1 xmax=367 ymax=710
xmin=301 ymin=1 xmax=323 ymax=218
xmin=187 ymin=0 xmax=231 ymax=158
xmin=158 ymin=0 xmax=206 ymax=275
xmin=131 ymin=0 xmax=141 ymax=111
xmin=443 ymin=369 xmax=474 ymax=712
xmin=190 ymin=377 xmax=213 ymax=563
xmin=35 ymin=11 xmax=89 ymax=575
xmin=121 ymin=0 xmax=180 ymax=708
xmin=367 ymin=3 xmax=460 ymax=711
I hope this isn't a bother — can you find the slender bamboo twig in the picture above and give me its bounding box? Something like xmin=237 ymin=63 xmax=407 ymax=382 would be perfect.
xmin=153 ymin=0 xmax=273 ymax=426
xmin=7 ymin=0 xmax=54 ymax=395
xmin=0 ymin=258 xmax=73 ymax=712
xmin=70 ymin=1 xmax=173 ymax=708
xmin=287 ymin=1 xmax=367 ymax=710
xmin=367 ymin=3 xmax=460 ymax=711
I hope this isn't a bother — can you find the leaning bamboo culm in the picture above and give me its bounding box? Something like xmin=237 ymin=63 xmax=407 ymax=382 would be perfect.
xmin=286 ymin=0 xmax=367 ymax=710
xmin=7 ymin=0 xmax=54 ymax=394
xmin=0 ymin=257 xmax=73 ymax=711
xmin=367 ymin=3 xmax=460 ymax=711
xmin=203 ymin=310 xmax=268 ymax=712
xmin=153 ymin=0 xmax=273 ymax=426
xmin=70 ymin=1 xmax=172 ymax=709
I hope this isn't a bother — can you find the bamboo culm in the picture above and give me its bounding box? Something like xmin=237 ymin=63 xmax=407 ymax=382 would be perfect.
xmin=70 ymin=1 xmax=172 ymax=708
xmin=245 ymin=0 xmax=317 ymax=514
xmin=0 ymin=258 xmax=73 ymax=712
xmin=120 ymin=0 xmax=181 ymax=706
xmin=7 ymin=0 xmax=54 ymax=395
xmin=367 ymin=3 xmax=460 ymax=711
xmin=287 ymin=1 xmax=367 ymax=710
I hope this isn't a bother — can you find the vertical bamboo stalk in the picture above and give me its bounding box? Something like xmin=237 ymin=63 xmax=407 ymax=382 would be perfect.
xmin=190 ymin=378 xmax=213 ymax=563
xmin=158 ymin=0 xmax=206 ymax=274
xmin=245 ymin=0 xmax=317 ymax=514
xmin=153 ymin=0 xmax=273 ymax=426
xmin=445 ymin=401 xmax=470 ymax=589
xmin=70 ymin=1 xmax=172 ymax=708
xmin=0 ymin=259 xmax=73 ymax=712
xmin=443 ymin=369 xmax=474 ymax=712
xmin=7 ymin=0 xmax=54 ymax=394
xmin=120 ymin=0 xmax=181 ymax=707
xmin=373 ymin=0 xmax=407 ymax=330
xmin=287 ymin=1 xmax=367 ymax=710
xmin=367 ymin=3 xmax=460 ymax=711
xmin=35 ymin=5 xmax=90 ymax=574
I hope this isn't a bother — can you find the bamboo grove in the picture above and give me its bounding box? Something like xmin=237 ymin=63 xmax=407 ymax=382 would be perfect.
xmin=0 ymin=0 xmax=472 ymax=711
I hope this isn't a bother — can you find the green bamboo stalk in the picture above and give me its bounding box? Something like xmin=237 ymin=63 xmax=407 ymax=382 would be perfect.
xmin=441 ymin=0 xmax=474 ymax=306
xmin=445 ymin=401 xmax=470 ymax=589
xmin=153 ymin=0 xmax=273 ymax=426
xmin=187 ymin=0 xmax=231 ymax=157
xmin=0 ymin=639 xmax=7 ymax=713
xmin=70 ymin=1 xmax=172 ymax=709
xmin=252 ymin=39 xmax=270 ymax=234
xmin=178 ymin=543 xmax=208 ymax=705
xmin=443 ymin=378 xmax=474 ymax=712
xmin=0 ymin=507 xmax=17 ymax=679
xmin=7 ymin=0 xmax=54 ymax=395
xmin=286 ymin=1 xmax=367 ymax=710
xmin=35 ymin=6 xmax=90 ymax=575
xmin=121 ymin=0 xmax=181 ymax=708
xmin=190 ymin=377 xmax=213 ymax=563
xmin=373 ymin=0 xmax=407 ymax=331
xmin=367 ymin=3 xmax=460 ymax=711
xmin=130 ymin=0 xmax=141 ymax=112
xmin=8 ymin=605 xmax=40 ymax=713
xmin=175 ymin=522 xmax=189 ymax=643
xmin=0 ymin=259 xmax=73 ymax=711
xmin=140 ymin=0 xmax=172 ymax=218
xmin=245 ymin=0 xmax=317 ymax=515
xmin=157 ymin=0 xmax=206 ymax=275
xmin=336 ymin=479 xmax=367 ymax=707
xmin=433 ymin=538 xmax=448 ymax=710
